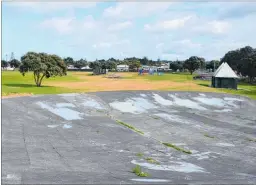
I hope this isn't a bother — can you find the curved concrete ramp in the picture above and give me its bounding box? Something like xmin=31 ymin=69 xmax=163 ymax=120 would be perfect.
xmin=2 ymin=91 xmax=256 ymax=184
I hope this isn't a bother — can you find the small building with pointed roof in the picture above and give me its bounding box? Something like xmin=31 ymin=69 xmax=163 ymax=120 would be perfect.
xmin=211 ymin=62 xmax=239 ymax=89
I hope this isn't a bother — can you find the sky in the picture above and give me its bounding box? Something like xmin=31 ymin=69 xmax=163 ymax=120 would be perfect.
xmin=2 ymin=1 xmax=256 ymax=61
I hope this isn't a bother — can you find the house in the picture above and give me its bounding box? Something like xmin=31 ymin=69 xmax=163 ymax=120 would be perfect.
xmin=81 ymin=66 xmax=91 ymax=70
xmin=211 ymin=62 xmax=239 ymax=89
xmin=117 ymin=65 xmax=129 ymax=72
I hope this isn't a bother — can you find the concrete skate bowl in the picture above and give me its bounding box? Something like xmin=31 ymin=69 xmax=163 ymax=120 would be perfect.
xmin=2 ymin=91 xmax=256 ymax=184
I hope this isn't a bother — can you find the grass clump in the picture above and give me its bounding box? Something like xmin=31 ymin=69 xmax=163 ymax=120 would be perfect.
xmin=204 ymin=134 xmax=215 ymax=139
xmin=132 ymin=165 xmax=149 ymax=177
xmin=246 ymin=138 xmax=256 ymax=142
xmin=136 ymin=153 xmax=144 ymax=158
xmin=146 ymin=157 xmax=160 ymax=165
xmin=162 ymin=142 xmax=192 ymax=154
xmin=116 ymin=120 xmax=144 ymax=135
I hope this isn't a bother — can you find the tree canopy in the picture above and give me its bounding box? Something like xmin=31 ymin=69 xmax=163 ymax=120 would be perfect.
xmin=183 ymin=56 xmax=205 ymax=74
xmin=221 ymin=46 xmax=256 ymax=82
xmin=19 ymin=52 xmax=67 ymax=87
xmin=9 ymin=59 xmax=21 ymax=68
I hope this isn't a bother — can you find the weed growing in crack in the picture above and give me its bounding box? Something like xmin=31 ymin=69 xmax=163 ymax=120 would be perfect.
xmin=162 ymin=142 xmax=192 ymax=154
xmin=132 ymin=165 xmax=149 ymax=177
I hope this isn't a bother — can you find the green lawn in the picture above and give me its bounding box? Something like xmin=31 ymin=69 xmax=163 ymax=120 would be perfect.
xmin=2 ymin=71 xmax=256 ymax=100
xmin=2 ymin=71 xmax=80 ymax=95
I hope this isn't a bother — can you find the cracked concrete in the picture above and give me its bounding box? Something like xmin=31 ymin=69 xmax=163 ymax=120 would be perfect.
xmin=2 ymin=91 xmax=256 ymax=184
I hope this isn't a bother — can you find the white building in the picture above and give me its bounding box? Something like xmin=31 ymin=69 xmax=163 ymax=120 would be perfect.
xmin=117 ymin=65 xmax=129 ymax=72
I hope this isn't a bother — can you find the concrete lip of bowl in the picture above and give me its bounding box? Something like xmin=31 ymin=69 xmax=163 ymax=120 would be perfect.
xmin=2 ymin=91 xmax=256 ymax=184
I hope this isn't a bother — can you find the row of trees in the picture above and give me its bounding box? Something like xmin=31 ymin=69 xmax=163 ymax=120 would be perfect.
xmin=1 ymin=59 xmax=21 ymax=68
xmin=2 ymin=45 xmax=256 ymax=87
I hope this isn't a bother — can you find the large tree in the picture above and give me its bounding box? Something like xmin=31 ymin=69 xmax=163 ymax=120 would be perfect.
xmin=206 ymin=60 xmax=220 ymax=71
xmin=128 ymin=60 xmax=141 ymax=71
xmin=1 ymin=60 xmax=8 ymax=68
xmin=184 ymin=56 xmax=204 ymax=74
xmin=63 ymin=57 xmax=74 ymax=65
xmin=74 ymin=58 xmax=87 ymax=69
xmin=19 ymin=52 xmax=67 ymax=87
xmin=9 ymin=59 xmax=21 ymax=68
xmin=221 ymin=46 xmax=256 ymax=82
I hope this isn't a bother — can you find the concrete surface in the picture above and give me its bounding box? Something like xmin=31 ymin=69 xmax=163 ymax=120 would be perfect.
xmin=2 ymin=91 xmax=256 ymax=184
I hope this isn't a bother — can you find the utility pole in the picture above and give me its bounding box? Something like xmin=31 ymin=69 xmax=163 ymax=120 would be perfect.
xmin=214 ymin=60 xmax=215 ymax=72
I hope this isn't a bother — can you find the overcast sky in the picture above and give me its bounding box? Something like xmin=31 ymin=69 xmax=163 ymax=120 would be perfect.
xmin=2 ymin=1 xmax=256 ymax=61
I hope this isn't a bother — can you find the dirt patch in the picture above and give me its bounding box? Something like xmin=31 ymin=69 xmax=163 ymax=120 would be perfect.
xmin=2 ymin=93 xmax=33 ymax=99
xmin=46 ymin=78 xmax=207 ymax=92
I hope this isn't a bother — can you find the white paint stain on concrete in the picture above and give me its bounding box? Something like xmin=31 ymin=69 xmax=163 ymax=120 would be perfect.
xmin=168 ymin=94 xmax=207 ymax=110
xmin=83 ymin=98 xmax=105 ymax=110
xmin=131 ymin=160 xmax=206 ymax=173
xmin=63 ymin=124 xmax=72 ymax=129
xmin=140 ymin=94 xmax=147 ymax=97
xmin=47 ymin=125 xmax=59 ymax=128
xmin=214 ymin=109 xmax=232 ymax=113
xmin=191 ymin=152 xmax=221 ymax=160
xmin=56 ymin=103 xmax=75 ymax=108
xmin=6 ymin=174 xmax=19 ymax=180
xmin=153 ymin=94 xmax=173 ymax=106
xmin=216 ymin=143 xmax=235 ymax=147
xmin=131 ymin=179 xmax=170 ymax=182
xmin=154 ymin=113 xmax=196 ymax=125
xmin=193 ymin=97 xmax=226 ymax=107
xmin=109 ymin=97 xmax=157 ymax=114
xmin=37 ymin=102 xmax=83 ymax=120
xmin=224 ymin=97 xmax=244 ymax=102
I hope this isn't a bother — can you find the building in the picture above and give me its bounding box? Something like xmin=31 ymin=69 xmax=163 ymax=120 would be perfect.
xmin=117 ymin=65 xmax=129 ymax=72
xmin=211 ymin=62 xmax=239 ymax=89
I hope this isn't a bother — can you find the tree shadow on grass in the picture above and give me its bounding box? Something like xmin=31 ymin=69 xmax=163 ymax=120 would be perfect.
xmin=198 ymin=83 xmax=211 ymax=87
xmin=4 ymin=83 xmax=51 ymax=88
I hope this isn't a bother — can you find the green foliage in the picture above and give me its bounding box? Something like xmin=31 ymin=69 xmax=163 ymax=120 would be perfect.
xmin=136 ymin=153 xmax=144 ymax=157
xmin=221 ymin=46 xmax=256 ymax=83
xmin=162 ymin=142 xmax=192 ymax=154
xmin=132 ymin=165 xmax=149 ymax=177
xmin=206 ymin=60 xmax=220 ymax=71
xmin=145 ymin=157 xmax=160 ymax=164
xmin=63 ymin=57 xmax=74 ymax=65
xmin=204 ymin=134 xmax=215 ymax=138
xmin=1 ymin=60 xmax=8 ymax=68
xmin=19 ymin=52 xmax=67 ymax=87
xmin=74 ymin=58 xmax=87 ymax=69
xmin=184 ymin=56 xmax=205 ymax=75
xmin=115 ymin=120 xmax=144 ymax=135
xmin=9 ymin=59 xmax=21 ymax=68
xmin=128 ymin=60 xmax=141 ymax=71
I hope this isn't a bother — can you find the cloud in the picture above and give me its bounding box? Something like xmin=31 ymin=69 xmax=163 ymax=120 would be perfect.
xmin=107 ymin=21 xmax=133 ymax=31
xmin=103 ymin=2 xmax=173 ymax=19
xmin=5 ymin=2 xmax=97 ymax=13
xmin=194 ymin=20 xmax=231 ymax=34
xmin=144 ymin=16 xmax=192 ymax=32
xmin=92 ymin=39 xmax=130 ymax=49
xmin=40 ymin=17 xmax=76 ymax=34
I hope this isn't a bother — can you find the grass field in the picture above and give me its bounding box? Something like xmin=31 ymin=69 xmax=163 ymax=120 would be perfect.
xmin=2 ymin=71 xmax=256 ymax=99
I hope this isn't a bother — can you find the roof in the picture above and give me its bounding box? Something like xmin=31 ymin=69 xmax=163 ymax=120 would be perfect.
xmin=117 ymin=65 xmax=129 ymax=68
xmin=213 ymin=62 xmax=239 ymax=78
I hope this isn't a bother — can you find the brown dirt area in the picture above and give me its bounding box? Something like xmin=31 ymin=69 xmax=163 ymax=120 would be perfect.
xmin=46 ymin=77 xmax=211 ymax=92
xmin=2 ymin=93 xmax=33 ymax=99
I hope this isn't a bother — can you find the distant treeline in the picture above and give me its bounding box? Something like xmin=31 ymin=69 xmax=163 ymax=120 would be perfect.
xmin=2 ymin=46 xmax=255 ymax=82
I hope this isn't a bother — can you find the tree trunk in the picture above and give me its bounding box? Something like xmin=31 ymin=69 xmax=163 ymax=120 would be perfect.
xmin=38 ymin=74 xmax=45 ymax=87
xmin=190 ymin=71 xmax=193 ymax=75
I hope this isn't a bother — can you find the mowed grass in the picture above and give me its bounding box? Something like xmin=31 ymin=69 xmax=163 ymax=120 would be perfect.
xmin=2 ymin=71 xmax=256 ymax=99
